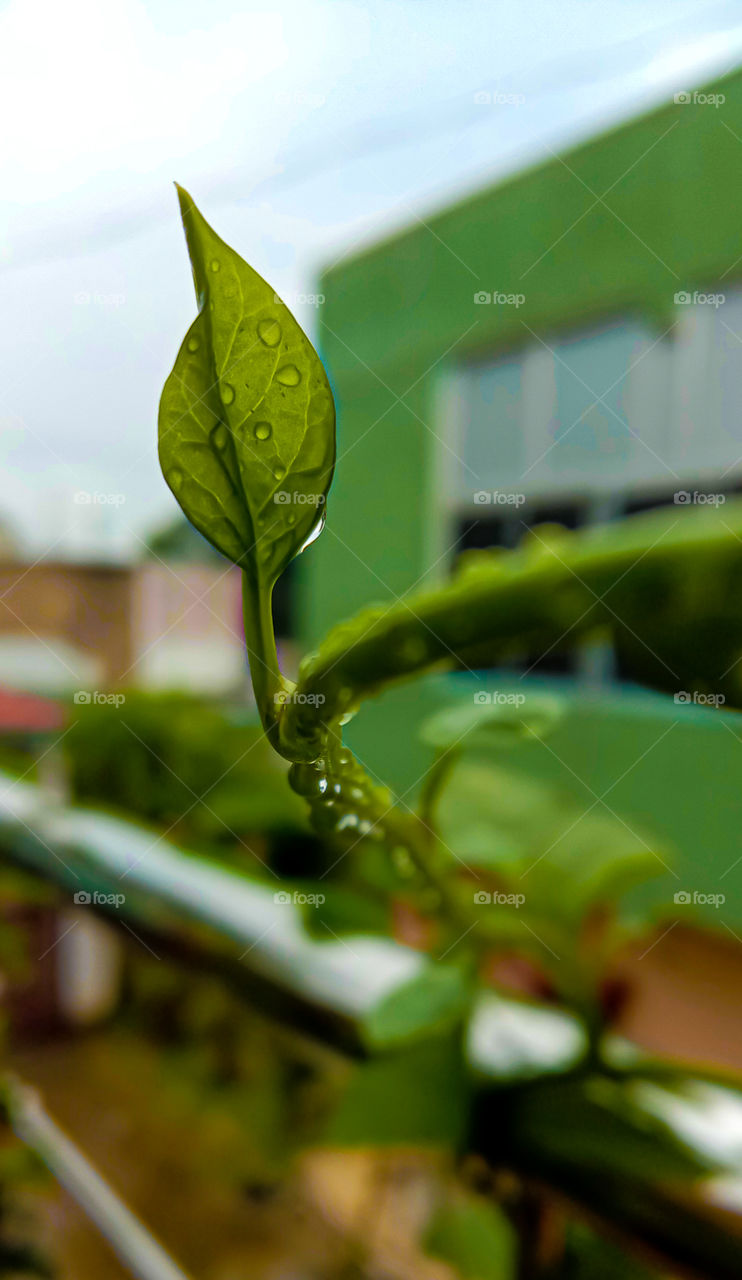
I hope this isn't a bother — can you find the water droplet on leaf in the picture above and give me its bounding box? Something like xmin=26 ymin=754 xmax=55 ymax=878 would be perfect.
xmin=299 ymin=510 xmax=325 ymax=553
xmin=253 ymin=422 xmax=272 ymax=441
xmin=221 ymin=384 xmax=235 ymax=405
xmin=276 ymin=364 xmax=301 ymax=386
xmin=257 ymin=318 xmax=281 ymax=347
xmin=211 ymin=425 xmax=228 ymax=448
xmin=187 ymin=335 xmax=199 ymax=353
xmin=210 ymin=258 xmax=220 ymax=272
xmin=169 ymin=469 xmax=184 ymax=492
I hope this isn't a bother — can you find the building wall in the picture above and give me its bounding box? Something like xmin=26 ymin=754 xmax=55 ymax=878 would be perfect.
xmin=129 ymin=562 xmax=245 ymax=693
xmin=0 ymin=562 xmax=133 ymax=693
xmin=301 ymin=65 xmax=742 ymax=793
xmin=0 ymin=561 xmax=246 ymax=697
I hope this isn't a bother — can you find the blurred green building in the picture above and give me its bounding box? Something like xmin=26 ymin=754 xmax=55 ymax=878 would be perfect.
xmin=298 ymin=65 xmax=742 ymax=914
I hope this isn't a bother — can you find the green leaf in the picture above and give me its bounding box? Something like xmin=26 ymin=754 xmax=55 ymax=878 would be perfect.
xmin=559 ymin=1222 xmax=657 ymax=1280
xmin=159 ymin=186 xmax=335 ymax=584
xmin=437 ymin=761 xmax=664 ymax=919
xmin=420 ymin=693 xmax=563 ymax=752
xmin=498 ymin=1074 xmax=714 ymax=1183
xmin=435 ymin=761 xmax=556 ymax=870
xmin=158 ymin=313 xmax=253 ymax=565
xmin=325 ymin=1030 xmax=470 ymax=1148
xmin=363 ymin=965 xmax=474 ymax=1050
xmin=297 ymin=883 xmax=391 ymax=939
xmin=287 ymin=500 xmax=742 ymax=740
xmin=423 ymin=1198 xmax=517 ymax=1280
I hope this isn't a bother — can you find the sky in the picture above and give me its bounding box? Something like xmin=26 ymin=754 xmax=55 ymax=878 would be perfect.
xmin=2 ymin=0 xmax=742 ymax=559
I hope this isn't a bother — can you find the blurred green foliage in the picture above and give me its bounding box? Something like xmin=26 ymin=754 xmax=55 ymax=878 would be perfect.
xmin=63 ymin=691 xmax=309 ymax=864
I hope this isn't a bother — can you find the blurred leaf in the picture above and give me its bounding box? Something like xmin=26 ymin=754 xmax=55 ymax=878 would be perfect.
xmin=363 ymin=965 xmax=474 ymax=1050
xmin=421 ymin=694 xmax=563 ymax=752
xmin=494 ymin=1073 xmax=714 ymax=1183
xmin=437 ymin=761 xmax=664 ymax=920
xmin=63 ymin=691 xmax=306 ymax=858
xmin=435 ymin=762 xmax=555 ymax=870
xmin=297 ymin=883 xmax=391 ymax=939
xmin=423 ymin=1196 xmax=516 ymax=1280
xmin=325 ymin=1030 xmax=470 ymax=1149
xmin=474 ymin=1072 xmax=742 ymax=1280
xmin=289 ymin=501 xmax=742 ymax=723
xmin=552 ymin=1221 xmax=657 ymax=1280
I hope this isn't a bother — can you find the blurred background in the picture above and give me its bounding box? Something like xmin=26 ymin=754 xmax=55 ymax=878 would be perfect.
xmin=2 ymin=1 xmax=742 ymax=1277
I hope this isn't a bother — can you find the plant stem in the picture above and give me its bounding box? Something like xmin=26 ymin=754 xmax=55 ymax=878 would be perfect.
xmin=241 ymin=571 xmax=289 ymax=746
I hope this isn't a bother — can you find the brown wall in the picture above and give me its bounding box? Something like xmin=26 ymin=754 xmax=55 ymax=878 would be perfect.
xmin=615 ymin=924 xmax=742 ymax=1071
xmin=0 ymin=562 xmax=134 ymax=688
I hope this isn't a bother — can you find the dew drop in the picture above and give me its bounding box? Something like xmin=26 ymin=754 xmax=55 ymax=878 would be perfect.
xmin=299 ymin=510 xmax=326 ymax=553
xmin=257 ymin=318 xmax=281 ymax=347
xmin=253 ymin=421 xmax=272 ymax=441
xmin=210 ymin=258 xmax=220 ymax=272
xmin=187 ymin=335 xmax=200 ymax=353
xmin=169 ymin=468 xmax=184 ymax=492
xmin=273 ymin=466 xmax=286 ymax=481
xmin=221 ymin=384 xmax=235 ymax=405
xmin=287 ymin=513 xmax=296 ymax=526
xmin=276 ymin=364 xmax=301 ymax=387
xmin=211 ymin=425 xmax=228 ymax=449
xmin=288 ymin=762 xmax=328 ymax=798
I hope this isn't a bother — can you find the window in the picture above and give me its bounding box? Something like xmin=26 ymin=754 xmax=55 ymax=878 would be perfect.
xmin=438 ymin=291 xmax=742 ymax=685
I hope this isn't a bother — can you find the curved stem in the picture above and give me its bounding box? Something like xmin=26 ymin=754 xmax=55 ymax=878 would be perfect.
xmin=419 ymin=748 xmax=460 ymax=833
xmin=241 ymin=571 xmax=289 ymax=746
